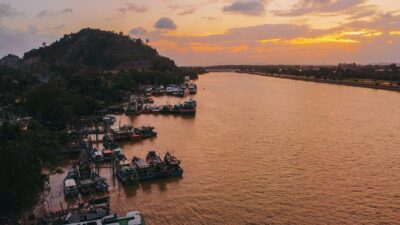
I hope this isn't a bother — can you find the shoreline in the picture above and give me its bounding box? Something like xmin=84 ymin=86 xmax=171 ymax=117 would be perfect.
xmin=237 ymin=72 xmax=400 ymax=92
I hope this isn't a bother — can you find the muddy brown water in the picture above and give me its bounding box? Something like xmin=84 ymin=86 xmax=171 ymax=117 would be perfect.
xmin=36 ymin=72 xmax=400 ymax=224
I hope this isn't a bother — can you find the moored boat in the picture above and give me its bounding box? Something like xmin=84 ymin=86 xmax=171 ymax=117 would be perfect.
xmin=179 ymin=99 xmax=196 ymax=114
xmin=160 ymin=105 xmax=173 ymax=114
xmin=188 ymin=83 xmax=197 ymax=94
xmin=91 ymin=150 xmax=104 ymax=162
xmin=134 ymin=126 xmax=157 ymax=138
xmin=64 ymin=178 xmax=79 ymax=197
xmin=91 ymin=173 xmax=109 ymax=192
xmin=111 ymin=125 xmax=141 ymax=141
xmin=78 ymin=179 xmax=95 ymax=195
xmin=102 ymin=115 xmax=116 ymax=124
xmin=116 ymin=160 xmax=139 ymax=185
xmin=164 ymin=152 xmax=184 ymax=176
xmin=102 ymin=149 xmax=113 ymax=161
xmin=131 ymin=157 xmax=157 ymax=180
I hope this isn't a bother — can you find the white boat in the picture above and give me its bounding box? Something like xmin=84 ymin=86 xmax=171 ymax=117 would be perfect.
xmin=64 ymin=178 xmax=79 ymax=197
xmin=159 ymin=85 xmax=165 ymax=94
xmin=165 ymin=85 xmax=175 ymax=95
xmin=188 ymin=84 xmax=197 ymax=94
xmin=102 ymin=115 xmax=116 ymax=124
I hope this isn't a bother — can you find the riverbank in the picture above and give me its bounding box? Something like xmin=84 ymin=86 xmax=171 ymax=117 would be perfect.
xmin=238 ymin=72 xmax=400 ymax=92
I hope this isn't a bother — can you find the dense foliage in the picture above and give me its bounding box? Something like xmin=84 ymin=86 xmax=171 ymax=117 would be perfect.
xmin=23 ymin=28 xmax=177 ymax=71
xmin=0 ymin=121 xmax=69 ymax=215
xmin=0 ymin=66 xmax=38 ymax=105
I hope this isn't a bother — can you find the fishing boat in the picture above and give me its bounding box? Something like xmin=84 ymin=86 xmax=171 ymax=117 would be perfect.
xmin=102 ymin=149 xmax=113 ymax=161
xmin=188 ymin=84 xmax=197 ymax=94
xmin=159 ymin=85 xmax=165 ymax=95
xmin=131 ymin=157 xmax=157 ymax=180
xmin=140 ymin=105 xmax=153 ymax=114
xmin=172 ymin=104 xmax=181 ymax=114
xmin=164 ymin=152 xmax=184 ymax=176
xmin=64 ymin=178 xmax=79 ymax=197
xmin=102 ymin=115 xmax=116 ymax=124
xmin=78 ymin=179 xmax=95 ymax=195
xmin=145 ymin=151 xmax=168 ymax=177
xmin=134 ymin=126 xmax=157 ymax=138
xmin=173 ymin=88 xmax=185 ymax=97
xmin=165 ymin=85 xmax=176 ymax=95
xmin=116 ymin=160 xmax=139 ymax=185
xmin=113 ymin=148 xmax=127 ymax=161
xmin=91 ymin=173 xmax=109 ymax=192
xmin=126 ymin=103 xmax=140 ymax=115
xmin=111 ymin=125 xmax=141 ymax=141
xmin=179 ymin=99 xmax=196 ymax=114
xmin=91 ymin=150 xmax=104 ymax=162
xmin=151 ymin=106 xmax=161 ymax=114
xmin=160 ymin=105 xmax=173 ymax=114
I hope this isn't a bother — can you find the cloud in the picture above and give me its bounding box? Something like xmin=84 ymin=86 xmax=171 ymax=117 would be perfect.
xmin=222 ymin=0 xmax=266 ymax=16
xmin=48 ymin=25 xmax=66 ymax=30
xmin=117 ymin=3 xmax=147 ymax=14
xmin=178 ymin=8 xmax=197 ymax=16
xmin=130 ymin=12 xmax=400 ymax=65
xmin=274 ymin=0 xmax=368 ymax=16
xmin=36 ymin=8 xmax=73 ymax=18
xmin=61 ymin=8 xmax=73 ymax=14
xmin=200 ymin=16 xmax=218 ymax=21
xmin=0 ymin=3 xmax=20 ymax=18
xmin=154 ymin=17 xmax=177 ymax=30
xmin=129 ymin=27 xmax=148 ymax=36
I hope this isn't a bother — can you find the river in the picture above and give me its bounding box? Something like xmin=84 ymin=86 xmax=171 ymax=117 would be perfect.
xmin=40 ymin=72 xmax=400 ymax=224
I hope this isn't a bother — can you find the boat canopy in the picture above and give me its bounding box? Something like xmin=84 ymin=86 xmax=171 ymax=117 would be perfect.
xmin=135 ymin=158 xmax=150 ymax=169
xmin=102 ymin=150 xmax=112 ymax=154
xmin=119 ymin=160 xmax=131 ymax=166
xmin=93 ymin=151 xmax=102 ymax=156
xmin=114 ymin=148 xmax=123 ymax=154
xmin=65 ymin=179 xmax=77 ymax=187
xmin=79 ymin=179 xmax=94 ymax=186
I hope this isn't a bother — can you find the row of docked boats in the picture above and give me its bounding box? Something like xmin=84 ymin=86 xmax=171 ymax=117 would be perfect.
xmin=145 ymin=83 xmax=197 ymax=96
xmin=63 ymin=167 xmax=109 ymax=197
xmin=40 ymin=196 xmax=145 ymax=225
xmin=115 ymin=150 xmax=183 ymax=185
xmin=102 ymin=125 xmax=157 ymax=145
xmin=127 ymin=99 xmax=197 ymax=116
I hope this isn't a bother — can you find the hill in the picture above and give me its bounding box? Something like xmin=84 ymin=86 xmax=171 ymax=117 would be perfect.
xmin=22 ymin=28 xmax=177 ymax=72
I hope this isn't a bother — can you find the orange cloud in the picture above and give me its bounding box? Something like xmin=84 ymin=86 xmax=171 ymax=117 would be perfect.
xmin=257 ymin=29 xmax=384 ymax=46
xmin=288 ymin=35 xmax=359 ymax=45
xmin=188 ymin=42 xmax=248 ymax=53
xmin=389 ymin=31 xmax=400 ymax=36
xmin=340 ymin=29 xmax=382 ymax=37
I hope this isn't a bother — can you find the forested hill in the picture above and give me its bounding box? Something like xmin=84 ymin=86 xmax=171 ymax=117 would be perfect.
xmin=22 ymin=28 xmax=177 ymax=71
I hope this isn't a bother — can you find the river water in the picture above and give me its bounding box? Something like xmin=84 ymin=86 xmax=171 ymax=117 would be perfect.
xmin=42 ymin=72 xmax=400 ymax=224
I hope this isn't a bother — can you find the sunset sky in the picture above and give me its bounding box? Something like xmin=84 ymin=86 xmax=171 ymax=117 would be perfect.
xmin=1 ymin=0 xmax=400 ymax=65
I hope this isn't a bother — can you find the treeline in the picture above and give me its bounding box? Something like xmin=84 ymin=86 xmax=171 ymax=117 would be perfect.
xmin=23 ymin=28 xmax=177 ymax=71
xmin=0 ymin=120 xmax=69 ymax=215
xmin=207 ymin=64 xmax=400 ymax=82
